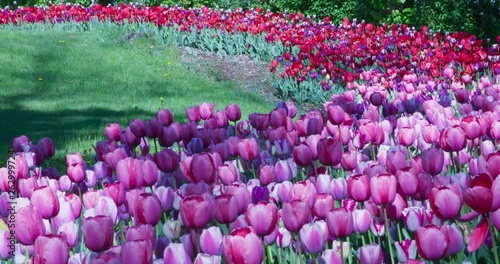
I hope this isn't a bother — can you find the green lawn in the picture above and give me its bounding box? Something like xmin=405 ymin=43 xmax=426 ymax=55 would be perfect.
xmin=0 ymin=28 xmax=273 ymax=167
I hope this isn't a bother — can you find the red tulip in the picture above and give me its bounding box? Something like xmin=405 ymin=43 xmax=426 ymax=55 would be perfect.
xmin=317 ymin=138 xmax=342 ymax=166
xmin=347 ymin=174 xmax=371 ymax=202
xmin=429 ymin=183 xmax=463 ymax=220
xmin=245 ymin=201 xmax=278 ymax=237
xmin=282 ymin=201 xmax=311 ymax=233
xmin=415 ymin=225 xmax=448 ymax=260
xmin=121 ymin=239 xmax=153 ymax=264
xmin=464 ymin=173 xmax=500 ymax=214
xmin=214 ymin=194 xmax=239 ymax=224
xmin=32 ymin=234 xmax=69 ymax=264
xmin=223 ymin=227 xmax=263 ymax=264
xmin=81 ymin=216 xmax=113 ymax=252
xmin=31 ymin=186 xmax=60 ymax=219
xmin=370 ymin=174 xmax=397 ymax=205
xmin=15 ymin=204 xmax=46 ymax=245
xmin=326 ymin=207 xmax=353 ymax=238
xmin=180 ymin=193 xmax=215 ymax=229
xmin=135 ymin=193 xmax=162 ymax=226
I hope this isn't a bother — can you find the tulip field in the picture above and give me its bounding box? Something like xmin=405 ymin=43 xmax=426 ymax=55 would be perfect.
xmin=2 ymin=3 xmax=500 ymax=264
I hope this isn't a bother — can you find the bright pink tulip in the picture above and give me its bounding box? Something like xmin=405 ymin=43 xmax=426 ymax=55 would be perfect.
xmin=341 ymin=151 xmax=358 ymax=171
xmin=15 ymin=205 xmax=46 ymax=245
xmin=326 ymin=208 xmax=353 ymax=238
xmin=398 ymin=127 xmax=417 ymax=146
xmin=135 ymin=193 xmax=162 ymax=226
xmin=223 ymin=227 xmax=263 ymax=264
xmin=214 ymin=194 xmax=239 ymax=224
xmin=293 ymin=143 xmax=313 ymax=167
xmin=81 ymin=216 xmax=113 ymax=252
xmin=200 ymin=226 xmax=223 ymax=255
xmin=258 ymin=164 xmax=275 ymax=186
xmin=180 ymin=194 xmax=215 ymax=229
xmin=194 ymin=254 xmax=221 ymax=264
xmin=290 ymin=180 xmax=317 ymax=208
xmin=429 ymin=183 xmax=463 ymax=220
xmin=31 ymin=186 xmax=60 ymax=219
xmin=67 ymin=163 xmax=85 ymax=183
xmin=32 ymin=234 xmax=69 ymax=264
xmin=186 ymin=106 xmax=201 ymax=123
xmin=225 ymin=183 xmax=251 ymax=214
xmin=140 ymin=159 xmax=159 ymax=187
xmin=415 ymin=225 xmax=448 ymax=260
xmin=422 ymin=125 xmax=439 ymax=144
xmin=245 ymin=201 xmax=278 ymax=237
xmin=312 ymin=194 xmax=334 ymax=219
xmin=103 ymin=147 xmax=128 ymax=170
xmin=105 ymin=123 xmax=122 ymax=141
xmin=237 ymin=138 xmax=260 ymax=161
xmin=439 ymin=125 xmax=467 ymax=152
xmin=347 ymin=174 xmax=371 ymax=202
xmin=282 ymin=201 xmax=310 ymax=233
xmin=395 ymin=240 xmax=417 ymax=263
xmin=491 ymin=208 xmax=500 ymax=231
xmin=359 ymin=244 xmax=383 ymax=264
xmin=299 ymin=221 xmax=326 ymax=254
xmin=18 ymin=177 xmax=38 ymax=199
xmin=464 ymin=173 xmax=500 ymax=214
xmin=370 ymin=174 xmax=397 ymax=205
xmin=116 ymin=157 xmax=144 ymax=190
xmin=121 ymin=239 xmax=153 ymax=264
xmin=217 ymin=162 xmax=239 ymax=185
xmin=199 ymin=102 xmax=215 ymax=120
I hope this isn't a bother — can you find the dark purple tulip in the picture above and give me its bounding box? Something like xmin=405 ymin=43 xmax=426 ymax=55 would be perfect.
xmin=251 ymin=186 xmax=269 ymax=203
xmin=421 ymin=148 xmax=444 ymax=176
xmin=370 ymin=92 xmax=383 ymax=106
xmin=157 ymin=108 xmax=173 ymax=127
xmin=181 ymin=122 xmax=197 ymax=145
xmin=187 ymin=138 xmax=204 ymax=154
xmin=317 ymin=138 xmax=342 ymax=167
xmin=37 ymin=137 xmax=55 ymax=159
xmin=129 ymin=119 xmax=146 ymax=138
xmin=145 ymin=118 xmax=161 ymax=138
xmin=285 ymin=101 xmax=297 ymax=118
xmin=154 ymin=149 xmax=180 ymax=173
xmin=211 ymin=128 xmax=228 ymax=144
xmin=327 ymin=104 xmax=345 ymax=125
xmin=293 ymin=143 xmax=313 ymax=167
xmin=12 ymin=135 xmax=31 ymax=153
xmin=306 ymin=117 xmax=323 ymax=136
xmin=454 ymin=88 xmax=469 ymax=104
xmin=250 ymin=113 xmax=270 ymax=131
xmin=159 ymin=126 xmax=179 ymax=148
xmin=81 ymin=216 xmax=113 ymax=253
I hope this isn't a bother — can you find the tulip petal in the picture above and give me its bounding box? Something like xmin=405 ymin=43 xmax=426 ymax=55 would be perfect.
xmin=467 ymin=217 xmax=489 ymax=253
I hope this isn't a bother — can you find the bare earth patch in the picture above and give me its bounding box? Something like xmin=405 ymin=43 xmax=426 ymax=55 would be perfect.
xmin=176 ymin=46 xmax=279 ymax=104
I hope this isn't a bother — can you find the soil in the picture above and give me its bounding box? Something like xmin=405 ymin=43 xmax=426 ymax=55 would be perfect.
xmin=176 ymin=46 xmax=280 ymax=104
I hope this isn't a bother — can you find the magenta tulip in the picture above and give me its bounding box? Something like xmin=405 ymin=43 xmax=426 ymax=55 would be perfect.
xmin=57 ymin=222 xmax=79 ymax=248
xmin=15 ymin=204 xmax=46 ymax=245
xmin=464 ymin=173 xmax=500 ymax=214
xmin=402 ymin=207 xmax=425 ymax=232
xmin=104 ymin=182 xmax=126 ymax=207
xmin=439 ymin=125 xmax=467 ymax=152
xmin=116 ymin=157 xmax=144 ymax=190
xmin=135 ymin=193 xmax=162 ymax=226
xmin=31 ymin=186 xmax=60 ymax=219
xmin=299 ymin=221 xmax=326 ymax=254
xmin=218 ymin=162 xmax=239 ymax=185
xmin=105 ymin=123 xmax=122 ymax=141
xmin=32 ymin=234 xmax=69 ymax=264
xmin=282 ymin=201 xmax=311 ymax=233
xmin=370 ymin=174 xmax=397 ymax=205
xmin=237 ymin=138 xmax=260 ymax=161
xmin=223 ymin=227 xmax=263 ymax=264
xmin=67 ymin=163 xmax=85 ymax=183
xmin=395 ymin=239 xmax=417 ymax=263
xmin=200 ymin=226 xmax=223 ymax=255
xmin=326 ymin=208 xmax=353 ymax=238
xmin=226 ymin=103 xmax=241 ymax=122
xmin=292 ymin=142 xmax=313 ymax=167
xmin=154 ymin=148 xmax=180 ymax=173
xmin=121 ymin=239 xmax=153 ymax=264
xmin=440 ymin=224 xmax=463 ymax=257
xmin=359 ymin=244 xmax=383 ymax=264
xmin=353 ymin=209 xmax=372 ymax=233
xmin=317 ymin=138 xmax=342 ymax=166
xmin=429 ymin=184 xmax=463 ymax=220
xmin=245 ymin=201 xmax=278 ymax=237
xmin=157 ymin=108 xmax=173 ymax=127
xmin=347 ymin=174 xmax=371 ymax=202
xmin=214 ymin=194 xmax=239 ymax=224
xmin=180 ymin=194 xmax=215 ymax=229
xmin=415 ymin=225 xmax=448 ymax=260
xmin=164 ymin=243 xmax=191 ymax=264
xmin=81 ymin=216 xmax=113 ymax=252
xmin=312 ymin=194 xmax=334 ymax=219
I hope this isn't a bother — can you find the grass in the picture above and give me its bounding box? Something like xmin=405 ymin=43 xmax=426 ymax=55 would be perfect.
xmin=0 ymin=27 xmax=274 ymax=168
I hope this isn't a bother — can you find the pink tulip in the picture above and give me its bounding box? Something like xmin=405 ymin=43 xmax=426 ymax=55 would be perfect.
xmin=341 ymin=151 xmax=358 ymax=172
xmin=395 ymin=240 xmax=417 ymax=263
xmin=18 ymin=177 xmax=38 ymax=199
xmin=415 ymin=225 xmax=448 ymax=260
xmin=82 ymin=190 xmax=102 ymax=210
xmin=155 ymin=186 xmax=174 ymax=212
xmin=429 ymin=183 xmax=463 ymax=220
xmin=347 ymin=174 xmax=371 ymax=202
xmin=312 ymin=194 xmax=334 ymax=219
xmin=32 ymin=234 xmax=69 ymax=264
xmin=116 ymin=157 xmax=144 ymax=190
xmin=31 ymin=186 xmax=60 ymax=219
xmin=353 ymin=209 xmax=372 ymax=233
xmin=402 ymin=207 xmax=425 ymax=232
xmin=370 ymin=174 xmax=397 ymax=205
xmin=164 ymin=243 xmax=191 ymax=264
xmin=15 ymin=205 xmax=46 ymax=245
xmin=65 ymin=193 xmax=82 ymax=219
xmin=258 ymin=164 xmax=276 ymax=186
xmin=104 ymin=182 xmax=126 ymax=207
xmin=321 ymin=249 xmax=342 ymax=264
xmin=67 ymin=163 xmax=85 ymax=183
xmin=225 ymin=183 xmax=251 ymax=214
xmin=180 ymin=194 xmax=215 ymax=229
xmin=299 ymin=221 xmax=326 ymax=254
xmin=81 ymin=216 xmax=113 ymax=252
xmin=135 ymin=193 xmax=162 ymax=226
xmin=439 ymin=125 xmax=467 ymax=152
xmin=200 ymin=226 xmax=223 ymax=255
xmin=275 ymin=159 xmax=295 ymax=182
xmin=105 ymin=123 xmax=122 ymax=141
xmin=217 ymin=162 xmax=239 ymax=185
xmin=396 ymin=167 xmax=418 ymax=196
xmin=326 ymin=208 xmax=354 ymax=238
xmin=226 ymin=103 xmax=241 ymax=122
xmin=186 ymin=106 xmax=201 ymax=123
xmin=441 ymin=224 xmax=463 ymax=257
xmin=57 ymin=222 xmax=79 ymax=248
xmin=282 ymin=201 xmax=311 ymax=233
xmin=214 ymin=194 xmax=239 ymax=224
xmin=422 ymin=125 xmax=439 ymax=144
xmin=237 ymin=138 xmax=260 ymax=161
xmin=103 ymin=147 xmax=128 ymax=170
xmin=223 ymin=227 xmax=263 ymax=264
xmin=359 ymin=244 xmax=383 ymax=264
xmin=121 ymin=239 xmax=153 ymax=264
xmin=398 ymin=127 xmax=417 ymax=146
xmin=199 ymin=102 xmax=215 ymax=120
xmin=140 ymin=159 xmax=159 ymax=187
xmin=245 ymin=201 xmax=278 ymax=237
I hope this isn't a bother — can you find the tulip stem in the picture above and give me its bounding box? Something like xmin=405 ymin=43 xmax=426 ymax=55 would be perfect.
xmin=487 ymin=214 xmax=500 ymax=264
xmin=346 ymin=236 xmax=352 ymax=264
xmin=119 ymin=220 xmax=125 ymax=245
xmin=194 ymin=229 xmax=201 ymax=255
xmin=396 ymin=222 xmax=402 ymax=242
xmin=25 ymin=246 xmax=30 ymax=260
xmin=266 ymin=245 xmax=273 ymax=264
xmin=295 ymin=233 xmax=302 ymax=264
xmin=455 ymin=152 xmax=462 ymax=172
xmin=383 ymin=206 xmax=395 ymax=264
